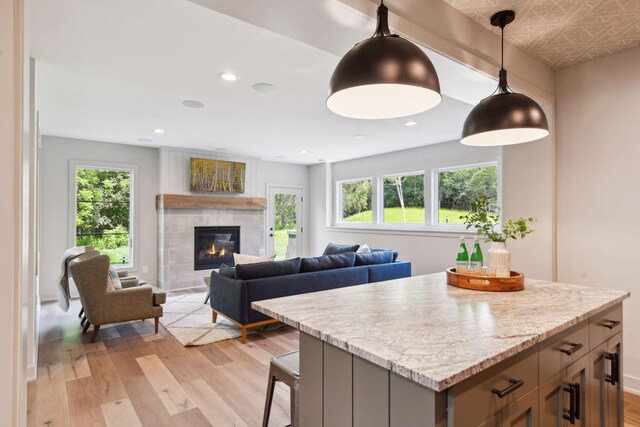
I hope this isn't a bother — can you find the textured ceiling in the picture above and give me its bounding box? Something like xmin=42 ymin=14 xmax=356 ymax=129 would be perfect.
xmin=441 ymin=0 xmax=640 ymax=69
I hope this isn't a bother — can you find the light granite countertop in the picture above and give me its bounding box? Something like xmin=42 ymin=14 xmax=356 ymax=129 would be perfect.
xmin=251 ymin=273 xmax=629 ymax=391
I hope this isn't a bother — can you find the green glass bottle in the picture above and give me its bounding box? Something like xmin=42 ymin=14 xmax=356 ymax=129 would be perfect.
xmin=470 ymin=237 xmax=483 ymax=271
xmin=456 ymin=237 xmax=469 ymax=272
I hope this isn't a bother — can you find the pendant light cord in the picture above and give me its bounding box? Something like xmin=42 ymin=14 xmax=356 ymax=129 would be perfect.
xmin=498 ymin=20 xmax=509 ymax=93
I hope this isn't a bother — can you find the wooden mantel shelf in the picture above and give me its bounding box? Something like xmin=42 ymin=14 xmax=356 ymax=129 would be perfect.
xmin=156 ymin=194 xmax=267 ymax=210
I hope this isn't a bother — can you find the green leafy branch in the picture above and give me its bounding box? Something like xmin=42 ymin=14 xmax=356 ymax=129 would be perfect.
xmin=460 ymin=195 xmax=536 ymax=242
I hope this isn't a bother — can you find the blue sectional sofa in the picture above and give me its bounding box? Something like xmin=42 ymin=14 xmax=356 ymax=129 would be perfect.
xmin=209 ymin=245 xmax=411 ymax=343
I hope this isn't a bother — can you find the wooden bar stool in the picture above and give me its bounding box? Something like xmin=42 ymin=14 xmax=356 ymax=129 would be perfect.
xmin=262 ymin=350 xmax=300 ymax=427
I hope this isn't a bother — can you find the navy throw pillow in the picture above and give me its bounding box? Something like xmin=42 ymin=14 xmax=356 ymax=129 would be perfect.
xmin=355 ymin=250 xmax=394 ymax=266
xmin=371 ymin=247 xmax=399 ymax=262
xmin=322 ymin=242 xmax=360 ymax=256
xmin=218 ymin=264 xmax=236 ymax=279
xmin=235 ymin=258 xmax=301 ymax=280
xmin=300 ymin=252 xmax=356 ymax=273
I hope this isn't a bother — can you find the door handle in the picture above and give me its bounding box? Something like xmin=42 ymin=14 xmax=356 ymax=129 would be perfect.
xmin=491 ymin=378 xmax=523 ymax=398
xmin=563 ymin=384 xmax=577 ymax=424
xmin=605 ymin=352 xmax=619 ymax=385
xmin=559 ymin=342 xmax=583 ymax=355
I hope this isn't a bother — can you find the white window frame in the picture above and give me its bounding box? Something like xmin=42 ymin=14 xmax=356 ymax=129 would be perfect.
xmin=335 ymin=177 xmax=374 ymax=225
xmin=430 ymin=161 xmax=501 ymax=231
xmin=68 ymin=160 xmax=139 ymax=271
xmin=377 ymin=170 xmax=426 ymax=226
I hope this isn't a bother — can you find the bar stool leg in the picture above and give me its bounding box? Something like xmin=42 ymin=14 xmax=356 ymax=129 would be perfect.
xmin=262 ymin=372 xmax=277 ymax=427
xmin=291 ymin=380 xmax=299 ymax=427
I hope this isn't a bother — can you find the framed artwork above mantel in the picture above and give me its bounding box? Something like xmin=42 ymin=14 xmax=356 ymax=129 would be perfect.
xmin=189 ymin=157 xmax=246 ymax=193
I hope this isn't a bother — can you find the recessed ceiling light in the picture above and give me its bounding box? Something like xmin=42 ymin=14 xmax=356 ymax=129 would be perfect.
xmin=182 ymin=100 xmax=205 ymax=108
xmin=299 ymin=150 xmax=308 ymax=154
xmin=352 ymin=134 xmax=367 ymax=140
xmin=215 ymin=148 xmax=228 ymax=152
xmin=137 ymin=138 xmax=153 ymax=143
xmin=252 ymin=83 xmax=277 ymax=93
xmin=275 ymin=155 xmax=286 ymax=159
xmin=218 ymin=72 xmax=237 ymax=81
xmin=153 ymin=129 xmax=164 ymax=134
xmin=317 ymin=158 xmax=326 ymax=162
xmin=404 ymin=121 xmax=418 ymax=126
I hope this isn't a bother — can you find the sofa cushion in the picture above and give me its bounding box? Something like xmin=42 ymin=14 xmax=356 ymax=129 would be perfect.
xmin=300 ymin=252 xmax=356 ymax=273
xmin=371 ymin=247 xmax=399 ymax=262
xmin=355 ymin=250 xmax=394 ymax=266
xmin=235 ymin=257 xmax=301 ymax=280
xmin=356 ymin=243 xmax=371 ymax=254
xmin=322 ymin=242 xmax=360 ymax=255
xmin=219 ymin=264 xmax=236 ymax=279
xmin=233 ymin=253 xmax=276 ymax=265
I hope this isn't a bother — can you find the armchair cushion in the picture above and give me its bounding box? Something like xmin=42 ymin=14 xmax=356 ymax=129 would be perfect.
xmin=107 ymin=268 xmax=123 ymax=291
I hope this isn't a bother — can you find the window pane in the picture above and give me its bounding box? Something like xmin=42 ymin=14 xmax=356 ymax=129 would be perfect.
xmin=75 ymin=168 xmax=132 ymax=265
xmin=437 ymin=165 xmax=497 ymax=224
xmin=340 ymin=179 xmax=372 ymax=222
xmin=274 ymin=193 xmax=297 ymax=260
xmin=382 ymin=174 xmax=424 ymax=223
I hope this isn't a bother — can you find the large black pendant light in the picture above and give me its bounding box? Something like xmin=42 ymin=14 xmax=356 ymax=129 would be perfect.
xmin=327 ymin=0 xmax=441 ymax=120
xmin=461 ymin=10 xmax=549 ymax=146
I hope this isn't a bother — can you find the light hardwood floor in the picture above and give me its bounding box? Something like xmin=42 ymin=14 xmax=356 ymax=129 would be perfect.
xmin=28 ymin=296 xmax=640 ymax=427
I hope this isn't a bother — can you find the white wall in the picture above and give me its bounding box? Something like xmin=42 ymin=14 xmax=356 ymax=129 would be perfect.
xmin=39 ymin=136 xmax=160 ymax=300
xmin=309 ymin=140 xmax=554 ymax=279
xmin=1 ymin=0 xmax=26 ymax=424
xmin=556 ymin=46 xmax=640 ymax=392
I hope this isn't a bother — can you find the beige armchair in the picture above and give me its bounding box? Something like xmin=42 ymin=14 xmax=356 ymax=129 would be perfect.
xmin=69 ymin=254 xmax=165 ymax=342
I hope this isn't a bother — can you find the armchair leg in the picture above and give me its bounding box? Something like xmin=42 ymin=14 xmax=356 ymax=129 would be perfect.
xmin=82 ymin=321 xmax=91 ymax=334
xmin=80 ymin=316 xmax=86 ymax=326
xmin=78 ymin=307 xmax=84 ymax=318
xmin=212 ymin=310 xmax=217 ymax=323
xmin=90 ymin=325 xmax=101 ymax=343
xmin=154 ymin=318 xmax=159 ymax=334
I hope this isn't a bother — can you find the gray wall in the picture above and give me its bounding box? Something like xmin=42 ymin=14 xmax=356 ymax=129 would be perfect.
xmin=39 ymin=136 xmax=160 ymax=300
xmin=556 ymin=46 xmax=640 ymax=392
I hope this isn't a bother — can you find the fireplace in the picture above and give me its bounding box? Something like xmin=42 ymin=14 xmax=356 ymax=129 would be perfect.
xmin=194 ymin=226 xmax=240 ymax=270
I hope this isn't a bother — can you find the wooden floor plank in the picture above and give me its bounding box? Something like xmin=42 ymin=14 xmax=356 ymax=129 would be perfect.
xmin=171 ymin=407 xmax=213 ymax=427
xmin=86 ymin=350 xmax=128 ymax=404
xmin=136 ymin=354 xmax=196 ymax=415
xmin=122 ymin=376 xmax=176 ymax=427
xmin=182 ymin=378 xmax=249 ymax=427
xmin=66 ymin=377 xmax=107 ymax=427
xmin=101 ymin=398 xmax=143 ymax=427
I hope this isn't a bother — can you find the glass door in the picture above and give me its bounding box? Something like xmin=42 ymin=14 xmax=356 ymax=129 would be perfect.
xmin=267 ymin=186 xmax=303 ymax=260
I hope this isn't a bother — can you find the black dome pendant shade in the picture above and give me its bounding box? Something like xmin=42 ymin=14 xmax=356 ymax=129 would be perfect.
xmin=461 ymin=10 xmax=549 ymax=146
xmin=327 ymin=1 xmax=441 ymax=120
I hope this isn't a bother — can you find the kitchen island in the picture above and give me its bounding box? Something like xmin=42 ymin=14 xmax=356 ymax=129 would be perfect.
xmin=252 ymin=273 xmax=630 ymax=427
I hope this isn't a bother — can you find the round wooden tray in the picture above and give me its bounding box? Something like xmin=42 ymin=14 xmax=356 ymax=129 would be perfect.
xmin=446 ymin=268 xmax=525 ymax=292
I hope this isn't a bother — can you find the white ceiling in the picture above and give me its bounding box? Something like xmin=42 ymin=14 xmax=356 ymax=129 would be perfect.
xmin=31 ymin=0 xmax=497 ymax=165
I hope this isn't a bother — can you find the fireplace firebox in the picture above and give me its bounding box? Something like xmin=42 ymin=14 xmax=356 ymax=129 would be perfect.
xmin=194 ymin=226 xmax=240 ymax=270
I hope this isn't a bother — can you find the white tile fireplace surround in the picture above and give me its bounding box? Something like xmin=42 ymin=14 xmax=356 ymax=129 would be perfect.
xmin=156 ymin=194 xmax=267 ymax=290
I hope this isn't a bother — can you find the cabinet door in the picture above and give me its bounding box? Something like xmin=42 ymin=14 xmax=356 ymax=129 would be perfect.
xmin=476 ymin=414 xmax=500 ymax=427
xmin=539 ymin=371 xmax=564 ymax=426
xmin=606 ymin=333 xmax=623 ymax=427
xmin=565 ymin=354 xmax=589 ymax=426
xmin=589 ymin=341 xmax=608 ymax=426
xmin=501 ymin=388 xmax=538 ymax=427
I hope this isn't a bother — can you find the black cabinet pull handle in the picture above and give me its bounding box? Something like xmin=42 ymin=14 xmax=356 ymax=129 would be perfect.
xmin=574 ymin=383 xmax=581 ymax=420
xmin=560 ymin=342 xmax=583 ymax=355
xmin=563 ymin=384 xmax=576 ymax=424
xmin=491 ymin=378 xmax=524 ymax=398
xmin=602 ymin=320 xmax=621 ymax=329
xmin=605 ymin=353 xmax=619 ymax=385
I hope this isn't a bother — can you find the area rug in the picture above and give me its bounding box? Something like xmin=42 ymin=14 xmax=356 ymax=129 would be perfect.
xmin=158 ymin=292 xmax=283 ymax=346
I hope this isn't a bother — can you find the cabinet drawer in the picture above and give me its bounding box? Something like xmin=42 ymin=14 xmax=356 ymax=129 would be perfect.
xmin=448 ymin=345 xmax=538 ymax=427
xmin=589 ymin=304 xmax=622 ymax=349
xmin=539 ymin=320 xmax=589 ymax=382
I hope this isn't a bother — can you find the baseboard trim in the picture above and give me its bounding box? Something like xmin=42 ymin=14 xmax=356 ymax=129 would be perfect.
xmin=625 ymin=374 xmax=640 ymax=395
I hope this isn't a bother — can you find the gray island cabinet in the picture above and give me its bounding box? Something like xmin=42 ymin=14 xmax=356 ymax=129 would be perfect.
xmin=252 ymin=273 xmax=629 ymax=427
